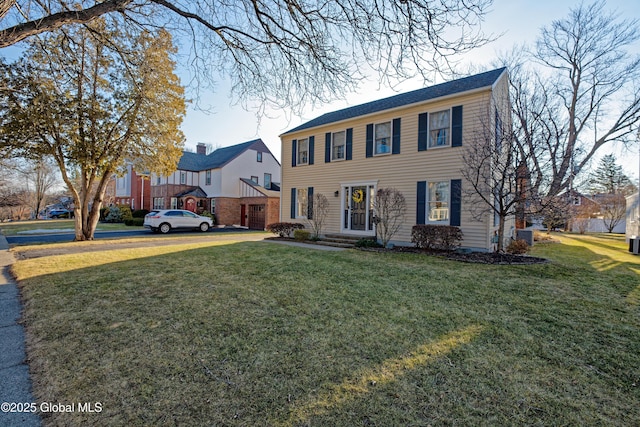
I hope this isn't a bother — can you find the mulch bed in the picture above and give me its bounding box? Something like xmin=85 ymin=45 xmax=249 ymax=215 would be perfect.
xmin=360 ymin=246 xmax=549 ymax=265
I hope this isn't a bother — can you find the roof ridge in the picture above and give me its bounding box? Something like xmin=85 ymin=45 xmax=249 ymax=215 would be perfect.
xmin=282 ymin=67 xmax=507 ymax=135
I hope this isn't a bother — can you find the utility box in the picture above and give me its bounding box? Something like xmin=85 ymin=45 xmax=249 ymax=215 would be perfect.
xmin=516 ymin=229 xmax=534 ymax=246
xmin=629 ymin=236 xmax=640 ymax=255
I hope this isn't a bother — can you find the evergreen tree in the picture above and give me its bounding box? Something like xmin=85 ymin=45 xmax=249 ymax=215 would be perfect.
xmin=588 ymin=154 xmax=636 ymax=196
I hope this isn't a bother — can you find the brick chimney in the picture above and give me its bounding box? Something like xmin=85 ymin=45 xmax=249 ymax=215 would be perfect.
xmin=196 ymin=143 xmax=207 ymax=155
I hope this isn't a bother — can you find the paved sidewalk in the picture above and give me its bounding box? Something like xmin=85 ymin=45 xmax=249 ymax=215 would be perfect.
xmin=0 ymin=235 xmax=41 ymax=426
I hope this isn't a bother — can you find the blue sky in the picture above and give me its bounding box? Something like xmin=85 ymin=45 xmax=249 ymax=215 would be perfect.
xmin=178 ymin=0 xmax=640 ymax=180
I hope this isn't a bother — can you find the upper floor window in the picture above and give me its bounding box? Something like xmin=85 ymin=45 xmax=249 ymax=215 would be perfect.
xmin=332 ymin=131 xmax=346 ymax=161
xmin=180 ymin=171 xmax=186 ymax=185
xmin=264 ymin=173 xmax=272 ymax=190
xmin=156 ymin=176 xmax=161 ymax=185
xmin=257 ymin=151 xmax=263 ymax=162
xmin=429 ymin=110 xmax=450 ymax=148
xmin=205 ymin=170 xmax=211 ymax=186
xmin=251 ymin=176 xmax=258 ymax=184
xmin=374 ymin=121 xmax=391 ymax=155
xmin=297 ymin=138 xmax=309 ymax=165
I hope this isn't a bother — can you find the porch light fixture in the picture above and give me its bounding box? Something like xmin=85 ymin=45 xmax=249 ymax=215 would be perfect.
xmin=334 ymin=190 xmax=339 ymax=197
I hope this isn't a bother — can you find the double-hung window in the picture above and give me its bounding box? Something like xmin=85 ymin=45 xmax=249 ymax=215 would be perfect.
xmin=332 ymin=131 xmax=346 ymax=161
xmin=264 ymin=173 xmax=272 ymax=190
xmin=428 ymin=181 xmax=450 ymax=222
xmin=205 ymin=170 xmax=211 ymax=186
xmin=180 ymin=171 xmax=187 ymax=185
xmin=429 ymin=110 xmax=450 ymax=148
xmin=297 ymin=138 xmax=309 ymax=165
xmin=374 ymin=121 xmax=391 ymax=155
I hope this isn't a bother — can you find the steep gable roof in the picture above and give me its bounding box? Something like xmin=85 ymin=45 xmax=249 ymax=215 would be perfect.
xmin=282 ymin=67 xmax=507 ymax=135
xmin=177 ymin=138 xmax=271 ymax=172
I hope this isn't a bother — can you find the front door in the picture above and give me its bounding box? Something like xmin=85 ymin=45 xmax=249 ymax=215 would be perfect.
xmin=350 ymin=186 xmax=367 ymax=230
xmin=342 ymin=185 xmax=375 ymax=234
xmin=240 ymin=204 xmax=246 ymax=227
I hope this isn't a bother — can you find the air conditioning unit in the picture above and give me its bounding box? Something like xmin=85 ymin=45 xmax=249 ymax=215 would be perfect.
xmin=629 ymin=236 xmax=640 ymax=255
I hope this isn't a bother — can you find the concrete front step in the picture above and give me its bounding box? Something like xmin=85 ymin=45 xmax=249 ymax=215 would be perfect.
xmin=313 ymin=240 xmax=356 ymax=249
xmin=320 ymin=234 xmax=377 ymax=248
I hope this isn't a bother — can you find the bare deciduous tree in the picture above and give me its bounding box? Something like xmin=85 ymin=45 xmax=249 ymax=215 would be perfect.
xmin=599 ymin=194 xmax=626 ymax=233
xmin=461 ymin=100 xmax=524 ymax=252
xmin=373 ymin=187 xmax=406 ymax=248
xmin=0 ymin=1 xmax=494 ymax=112
xmin=306 ymin=192 xmax=329 ymax=239
xmin=502 ymin=1 xmax=640 ymax=200
xmin=16 ymin=157 xmax=59 ymax=218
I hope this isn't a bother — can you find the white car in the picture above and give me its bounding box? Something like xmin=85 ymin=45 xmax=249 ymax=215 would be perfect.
xmin=144 ymin=209 xmax=213 ymax=234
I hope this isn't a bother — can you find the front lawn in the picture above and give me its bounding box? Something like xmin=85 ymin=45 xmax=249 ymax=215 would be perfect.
xmin=12 ymin=234 xmax=640 ymax=426
xmin=0 ymin=219 xmax=138 ymax=235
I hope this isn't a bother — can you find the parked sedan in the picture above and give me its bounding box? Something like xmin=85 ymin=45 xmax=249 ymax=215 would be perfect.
xmin=144 ymin=209 xmax=213 ymax=234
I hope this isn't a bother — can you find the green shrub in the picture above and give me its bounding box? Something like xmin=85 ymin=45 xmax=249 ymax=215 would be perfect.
xmin=118 ymin=204 xmax=133 ymax=222
xmin=267 ymin=222 xmax=305 ymax=238
xmin=100 ymin=207 xmax=110 ymax=221
xmin=199 ymin=211 xmax=216 ymax=225
xmin=124 ymin=218 xmax=145 ymax=226
xmin=132 ymin=209 xmax=149 ymax=218
xmin=293 ymin=229 xmax=310 ymax=241
xmin=411 ymin=225 xmax=463 ymax=250
xmin=355 ymin=238 xmax=383 ymax=248
xmin=506 ymin=239 xmax=529 ymax=254
xmin=104 ymin=206 xmax=122 ymax=223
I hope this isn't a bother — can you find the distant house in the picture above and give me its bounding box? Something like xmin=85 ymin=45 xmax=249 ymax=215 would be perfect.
xmin=566 ymin=191 xmax=627 ymax=234
xmin=150 ymin=139 xmax=281 ymax=229
xmin=111 ymin=164 xmax=151 ymax=211
xmin=279 ymin=68 xmax=513 ymax=251
xmin=626 ymin=192 xmax=639 ymax=239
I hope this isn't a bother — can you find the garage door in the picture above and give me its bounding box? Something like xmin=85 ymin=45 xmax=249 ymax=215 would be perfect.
xmin=248 ymin=204 xmax=266 ymax=230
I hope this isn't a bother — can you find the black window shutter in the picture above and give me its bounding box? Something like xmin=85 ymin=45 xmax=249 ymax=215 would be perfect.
xmin=418 ymin=113 xmax=428 ymax=151
xmin=451 ymin=106 xmax=463 ymax=147
xmin=366 ymin=124 xmax=373 ymax=158
xmin=290 ymin=188 xmax=297 ymax=219
xmin=416 ymin=181 xmax=426 ymax=224
xmin=307 ymin=187 xmax=314 ymax=219
xmin=308 ymin=136 xmax=315 ymax=165
xmin=392 ymin=118 xmax=401 ymax=154
xmin=450 ymin=179 xmax=462 ymax=226
xmin=325 ymin=133 xmax=331 ymax=163
xmin=346 ymin=128 xmax=353 ymax=160
xmin=291 ymin=139 xmax=297 ymax=167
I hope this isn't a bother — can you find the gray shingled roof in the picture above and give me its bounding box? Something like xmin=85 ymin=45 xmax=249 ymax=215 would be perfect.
xmin=177 ymin=138 xmax=270 ymax=171
xmin=282 ymin=68 xmax=507 ymax=135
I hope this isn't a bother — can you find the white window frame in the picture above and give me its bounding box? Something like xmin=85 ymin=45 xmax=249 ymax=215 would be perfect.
xmin=180 ymin=171 xmax=186 ymax=185
xmin=153 ymin=198 xmax=164 ymax=210
xmin=205 ymin=170 xmax=211 ymax=186
xmin=332 ymin=130 xmax=346 ymax=161
xmin=296 ymin=188 xmax=308 ymax=219
xmin=170 ymin=197 xmax=178 ymax=209
xmin=428 ymin=109 xmax=451 ymax=148
xmin=374 ymin=121 xmax=392 ymax=156
xmin=427 ymin=180 xmax=450 ymax=224
xmin=297 ymin=138 xmax=309 ymax=165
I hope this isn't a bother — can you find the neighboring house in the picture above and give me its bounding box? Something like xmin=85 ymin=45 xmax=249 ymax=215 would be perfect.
xmin=626 ymin=192 xmax=639 ymax=239
xmin=566 ymin=191 xmax=627 ymax=234
xmin=279 ymin=68 xmax=513 ymax=251
xmin=150 ymin=139 xmax=281 ymax=229
xmin=111 ymin=164 xmax=151 ymax=211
